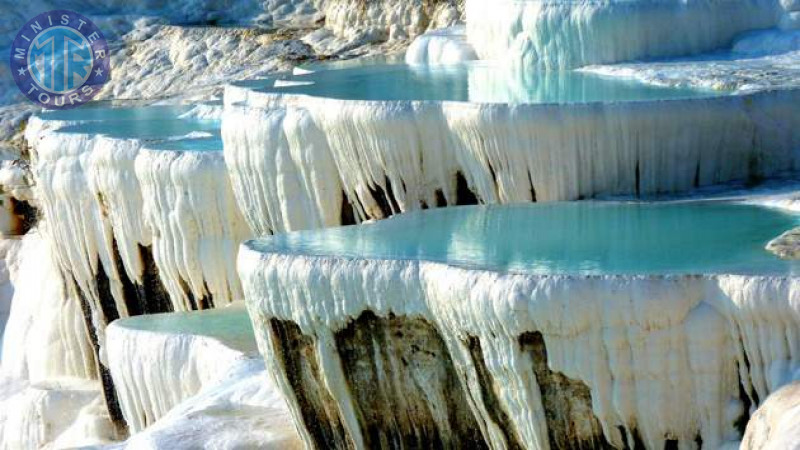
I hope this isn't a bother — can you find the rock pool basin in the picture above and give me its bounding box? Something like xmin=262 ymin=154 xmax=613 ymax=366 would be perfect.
xmin=28 ymin=102 xmax=241 ymax=356
xmin=106 ymin=305 xmax=258 ymax=432
xmin=246 ymin=201 xmax=800 ymax=276
xmin=223 ymin=61 xmax=800 ymax=235
xmin=239 ymin=201 xmax=800 ymax=449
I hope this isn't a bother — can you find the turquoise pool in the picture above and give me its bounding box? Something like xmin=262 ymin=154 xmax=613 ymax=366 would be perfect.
xmin=259 ymin=61 xmax=723 ymax=104
xmin=251 ymin=202 xmax=800 ymax=276
xmin=56 ymin=115 xmax=219 ymax=148
xmin=114 ymin=306 xmax=256 ymax=352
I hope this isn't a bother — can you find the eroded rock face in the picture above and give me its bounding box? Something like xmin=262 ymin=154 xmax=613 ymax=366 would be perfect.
xmin=766 ymin=227 xmax=800 ymax=259
xmin=268 ymin=319 xmax=353 ymax=448
xmin=263 ymin=311 xmax=612 ymax=449
xmin=519 ymin=332 xmax=613 ymax=450
xmin=240 ymin=240 xmax=800 ymax=450
xmin=334 ymin=312 xmax=486 ymax=449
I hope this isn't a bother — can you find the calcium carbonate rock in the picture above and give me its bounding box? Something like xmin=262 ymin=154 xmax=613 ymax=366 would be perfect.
xmin=135 ymin=140 xmax=251 ymax=310
xmin=1 ymin=230 xmax=94 ymax=383
xmin=111 ymin=359 xmax=301 ymax=449
xmin=405 ymin=26 xmax=477 ymax=65
xmin=0 ymin=377 xmax=116 ymax=450
xmin=466 ymin=0 xmax=781 ymax=69
xmin=0 ymin=237 xmax=21 ymax=361
xmin=767 ymin=227 xmax=800 ymax=259
xmin=223 ymin=84 xmax=800 ymax=233
xmin=0 ymin=229 xmax=108 ymax=448
xmin=320 ymin=0 xmax=464 ymax=41
xmin=106 ymin=305 xmax=260 ymax=432
xmin=239 ymin=203 xmax=800 ymax=449
xmin=742 ymin=382 xmax=800 ymax=450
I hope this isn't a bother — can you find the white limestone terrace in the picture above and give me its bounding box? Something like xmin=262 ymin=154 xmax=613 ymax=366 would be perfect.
xmin=465 ymin=0 xmax=783 ymax=69
xmin=582 ymin=29 xmax=800 ymax=93
xmin=136 ymin=135 xmax=251 ymax=311
xmin=25 ymin=103 xmax=250 ymax=429
xmin=105 ymin=304 xmax=266 ymax=432
xmin=223 ymin=58 xmax=800 ymax=234
xmin=0 ymin=231 xmax=115 ymax=449
xmin=405 ymin=25 xmax=477 ymax=65
xmin=239 ymin=200 xmax=800 ymax=449
xmin=28 ymin=104 xmax=228 ymax=317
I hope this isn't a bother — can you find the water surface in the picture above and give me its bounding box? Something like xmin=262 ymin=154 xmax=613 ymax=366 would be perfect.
xmin=115 ymin=306 xmax=256 ymax=352
xmin=252 ymin=202 xmax=800 ymax=276
xmin=260 ymin=61 xmax=723 ymax=104
xmin=39 ymin=104 xmax=195 ymax=122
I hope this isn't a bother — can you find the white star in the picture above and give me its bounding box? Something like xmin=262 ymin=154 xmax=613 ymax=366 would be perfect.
xmin=17 ymin=67 xmax=26 ymax=76
xmin=94 ymin=68 xmax=103 ymax=77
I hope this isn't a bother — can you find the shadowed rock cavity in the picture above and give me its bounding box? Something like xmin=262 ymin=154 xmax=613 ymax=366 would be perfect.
xmin=9 ymin=197 xmax=37 ymax=235
xmin=71 ymin=274 xmax=128 ymax=437
xmin=268 ymin=312 xmax=620 ymax=449
xmin=75 ymin=242 xmax=174 ymax=437
xmin=109 ymin=240 xmax=174 ymax=316
xmin=518 ymin=332 xmax=614 ymax=450
xmin=334 ymin=312 xmax=487 ymax=449
xmin=269 ymin=318 xmax=353 ymax=449
xmin=344 ymin=171 xmax=481 ymax=224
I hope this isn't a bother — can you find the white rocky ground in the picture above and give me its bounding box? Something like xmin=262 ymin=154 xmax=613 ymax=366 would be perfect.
xmin=0 ymin=2 xmax=455 ymax=449
xmin=3 ymin=0 xmax=800 ymax=448
xmin=0 ymin=0 xmax=454 ymax=150
xmin=104 ymin=305 xmax=300 ymax=449
xmin=104 ymin=359 xmax=301 ymax=450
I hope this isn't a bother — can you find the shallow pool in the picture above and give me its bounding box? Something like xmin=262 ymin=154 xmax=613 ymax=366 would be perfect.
xmin=144 ymin=133 xmax=223 ymax=152
xmin=251 ymin=202 xmax=800 ymax=276
xmin=115 ymin=306 xmax=255 ymax=352
xmin=57 ymin=116 xmax=219 ymax=143
xmin=261 ymin=62 xmax=723 ymax=103
xmin=39 ymin=104 xmax=196 ymax=122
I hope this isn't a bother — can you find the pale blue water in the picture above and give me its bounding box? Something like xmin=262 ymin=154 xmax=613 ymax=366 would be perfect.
xmin=115 ymin=307 xmax=256 ymax=352
xmin=260 ymin=62 xmax=722 ymax=104
xmin=251 ymin=202 xmax=800 ymax=276
xmin=145 ymin=134 xmax=223 ymax=152
xmin=59 ymin=118 xmax=219 ymax=142
xmin=39 ymin=104 xmax=195 ymax=122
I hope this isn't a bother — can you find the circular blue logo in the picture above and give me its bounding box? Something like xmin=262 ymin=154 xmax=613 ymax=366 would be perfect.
xmin=10 ymin=10 xmax=110 ymax=109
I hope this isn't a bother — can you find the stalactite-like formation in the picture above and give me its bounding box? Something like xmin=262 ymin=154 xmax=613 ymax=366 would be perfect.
xmin=239 ymin=208 xmax=800 ymax=449
xmin=465 ymin=0 xmax=780 ymax=69
xmin=223 ymin=86 xmax=800 ymax=234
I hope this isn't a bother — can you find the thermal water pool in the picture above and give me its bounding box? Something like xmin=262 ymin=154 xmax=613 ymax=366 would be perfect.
xmin=247 ymin=201 xmax=800 ymax=276
xmin=224 ymin=59 xmax=800 ymax=222
xmin=259 ymin=61 xmax=721 ymax=103
xmin=110 ymin=306 xmax=256 ymax=353
xmin=56 ymin=116 xmax=219 ymax=142
xmin=36 ymin=103 xmax=198 ymax=122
